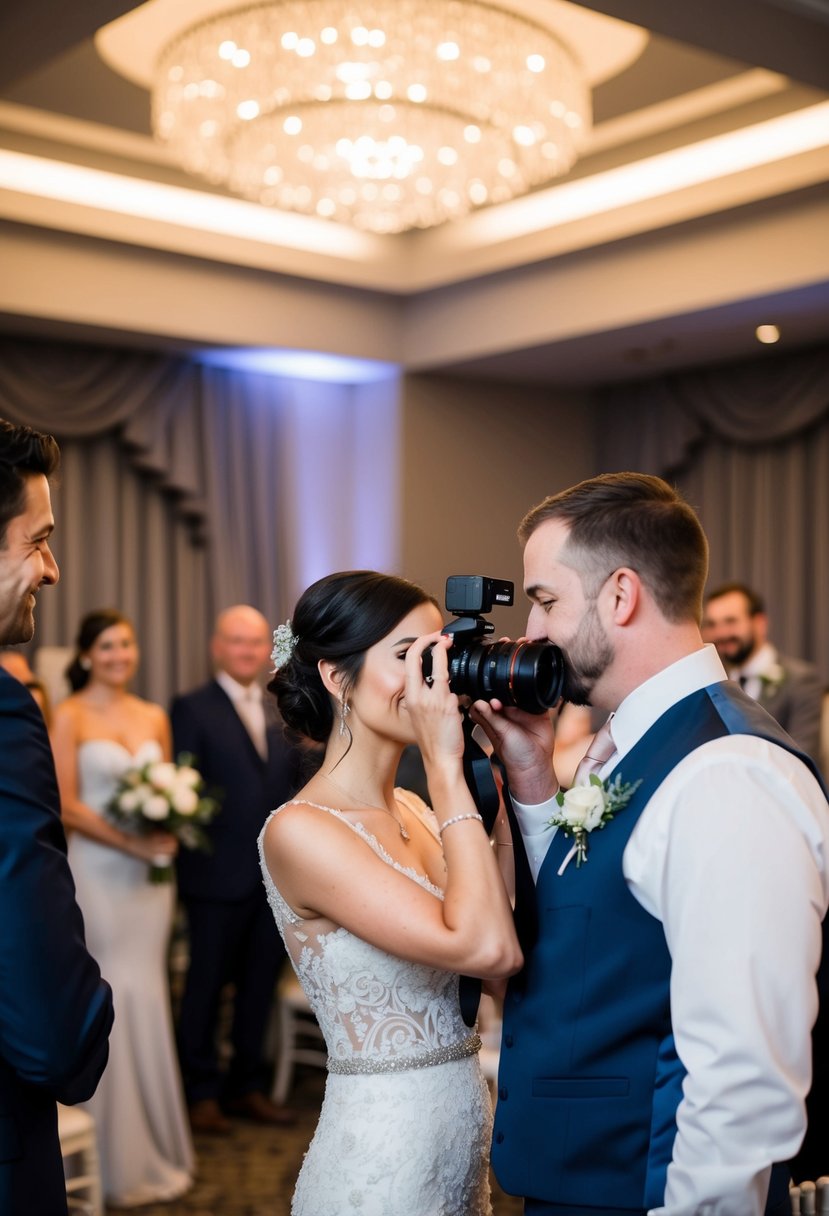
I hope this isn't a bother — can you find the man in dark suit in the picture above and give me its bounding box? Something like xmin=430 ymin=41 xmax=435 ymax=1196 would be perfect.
xmin=0 ymin=419 xmax=113 ymax=1215
xmin=703 ymin=581 xmax=825 ymax=766
xmin=172 ymin=605 xmax=301 ymax=1134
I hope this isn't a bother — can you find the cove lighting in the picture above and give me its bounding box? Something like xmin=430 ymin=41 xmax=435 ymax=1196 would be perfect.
xmin=195 ymin=347 xmax=399 ymax=383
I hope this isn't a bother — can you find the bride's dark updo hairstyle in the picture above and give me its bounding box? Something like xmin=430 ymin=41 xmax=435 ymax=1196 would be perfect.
xmin=270 ymin=570 xmax=438 ymax=744
xmin=66 ymin=608 xmax=133 ymax=693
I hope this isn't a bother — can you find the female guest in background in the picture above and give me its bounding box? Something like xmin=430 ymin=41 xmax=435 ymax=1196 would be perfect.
xmin=259 ymin=571 xmax=522 ymax=1216
xmin=50 ymin=609 xmax=194 ymax=1208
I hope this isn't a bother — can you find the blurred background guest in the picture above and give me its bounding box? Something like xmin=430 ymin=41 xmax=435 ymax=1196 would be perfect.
xmin=703 ymin=581 xmax=825 ymax=766
xmin=171 ymin=605 xmax=301 ymax=1135
xmin=0 ymin=646 xmax=50 ymax=723
xmin=50 ymin=608 xmax=194 ymax=1207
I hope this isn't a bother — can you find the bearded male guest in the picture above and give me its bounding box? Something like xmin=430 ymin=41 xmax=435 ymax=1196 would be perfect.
xmin=703 ymin=581 xmax=824 ymax=767
xmin=471 ymin=473 xmax=829 ymax=1215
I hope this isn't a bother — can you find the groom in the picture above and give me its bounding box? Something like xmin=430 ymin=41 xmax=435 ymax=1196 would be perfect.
xmin=0 ymin=419 xmax=113 ymax=1215
xmin=473 ymin=473 xmax=829 ymax=1215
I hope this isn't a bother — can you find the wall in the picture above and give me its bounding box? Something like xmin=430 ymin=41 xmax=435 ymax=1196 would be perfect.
xmin=400 ymin=373 xmax=597 ymax=638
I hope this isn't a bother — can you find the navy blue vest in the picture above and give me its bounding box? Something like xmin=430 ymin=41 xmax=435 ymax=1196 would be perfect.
xmin=492 ymin=681 xmax=825 ymax=1212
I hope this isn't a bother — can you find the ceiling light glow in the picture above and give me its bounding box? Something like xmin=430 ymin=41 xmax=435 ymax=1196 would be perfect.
xmin=148 ymin=0 xmax=592 ymax=233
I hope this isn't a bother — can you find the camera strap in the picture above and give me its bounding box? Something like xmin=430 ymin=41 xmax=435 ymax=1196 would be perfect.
xmin=458 ymin=713 xmax=503 ymax=1026
xmin=461 ymin=712 xmax=500 ymax=833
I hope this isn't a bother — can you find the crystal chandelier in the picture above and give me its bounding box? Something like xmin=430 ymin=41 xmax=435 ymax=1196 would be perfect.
xmin=152 ymin=0 xmax=592 ymax=233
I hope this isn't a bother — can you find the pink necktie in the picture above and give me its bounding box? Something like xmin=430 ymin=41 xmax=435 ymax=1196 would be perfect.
xmin=237 ymin=688 xmax=268 ymax=759
xmin=573 ymin=718 xmax=617 ymax=785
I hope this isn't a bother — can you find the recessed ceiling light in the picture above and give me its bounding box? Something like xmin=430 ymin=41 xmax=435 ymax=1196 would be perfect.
xmin=755 ymin=324 xmax=781 ymax=344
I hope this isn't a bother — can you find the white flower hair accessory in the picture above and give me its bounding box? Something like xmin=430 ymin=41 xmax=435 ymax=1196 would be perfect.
xmin=271 ymin=620 xmax=297 ymax=671
xmin=547 ymin=773 xmax=642 ymax=875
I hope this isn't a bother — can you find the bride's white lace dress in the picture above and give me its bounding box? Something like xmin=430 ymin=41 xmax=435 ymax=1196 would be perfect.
xmin=259 ymin=793 xmax=493 ymax=1216
xmin=68 ymin=739 xmax=194 ymax=1207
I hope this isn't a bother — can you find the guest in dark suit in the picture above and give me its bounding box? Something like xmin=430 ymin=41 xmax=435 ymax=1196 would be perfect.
xmin=171 ymin=605 xmax=301 ymax=1134
xmin=0 ymin=418 xmax=113 ymax=1216
xmin=703 ymin=581 xmax=825 ymax=766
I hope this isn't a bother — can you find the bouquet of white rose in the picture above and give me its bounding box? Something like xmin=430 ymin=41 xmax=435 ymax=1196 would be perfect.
xmin=107 ymin=752 xmax=220 ymax=882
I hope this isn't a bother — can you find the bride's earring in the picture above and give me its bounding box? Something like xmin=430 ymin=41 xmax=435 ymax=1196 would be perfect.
xmin=80 ymin=656 xmax=92 ymax=671
xmin=338 ymin=696 xmax=351 ymax=737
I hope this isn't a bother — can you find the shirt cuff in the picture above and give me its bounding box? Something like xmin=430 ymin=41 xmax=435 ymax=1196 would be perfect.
xmin=511 ymin=792 xmax=560 ymax=882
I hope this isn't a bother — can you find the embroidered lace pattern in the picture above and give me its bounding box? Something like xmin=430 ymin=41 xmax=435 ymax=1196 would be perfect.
xmin=258 ymin=794 xmax=493 ymax=1215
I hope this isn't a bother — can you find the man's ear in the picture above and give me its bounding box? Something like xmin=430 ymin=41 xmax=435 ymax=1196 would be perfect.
xmin=605 ymin=568 xmax=640 ymax=626
xmin=754 ymin=611 xmax=770 ymax=647
xmin=318 ymin=660 xmax=343 ymax=699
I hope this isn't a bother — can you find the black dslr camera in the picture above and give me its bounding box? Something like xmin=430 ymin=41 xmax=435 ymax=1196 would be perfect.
xmin=422 ymin=575 xmax=564 ymax=714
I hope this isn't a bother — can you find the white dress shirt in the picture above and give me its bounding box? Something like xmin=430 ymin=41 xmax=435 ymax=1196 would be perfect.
xmin=730 ymin=640 xmax=784 ymax=702
xmin=216 ymin=670 xmax=268 ymax=759
xmin=512 ymin=645 xmax=829 ymax=1216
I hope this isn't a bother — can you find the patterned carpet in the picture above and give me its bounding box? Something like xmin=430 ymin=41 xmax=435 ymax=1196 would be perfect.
xmin=105 ymin=1066 xmax=524 ymax=1216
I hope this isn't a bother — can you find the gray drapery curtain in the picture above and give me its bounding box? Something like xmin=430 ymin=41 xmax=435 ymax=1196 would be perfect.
xmin=0 ymin=338 xmax=401 ymax=708
xmin=0 ymin=340 xmax=211 ymax=705
xmin=597 ymin=344 xmax=829 ymax=682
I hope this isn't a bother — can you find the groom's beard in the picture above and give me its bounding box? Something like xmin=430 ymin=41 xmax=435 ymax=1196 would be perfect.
xmin=560 ymin=603 xmax=613 ymax=707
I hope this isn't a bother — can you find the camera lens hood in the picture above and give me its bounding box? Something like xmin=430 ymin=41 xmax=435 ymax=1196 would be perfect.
xmin=448 ymin=637 xmax=563 ymax=714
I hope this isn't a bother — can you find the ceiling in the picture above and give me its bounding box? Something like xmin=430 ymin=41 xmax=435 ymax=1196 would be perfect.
xmin=0 ymin=0 xmax=827 ymax=386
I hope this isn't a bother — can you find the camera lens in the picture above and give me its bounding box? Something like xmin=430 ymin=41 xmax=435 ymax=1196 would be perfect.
xmin=449 ymin=639 xmax=563 ymax=714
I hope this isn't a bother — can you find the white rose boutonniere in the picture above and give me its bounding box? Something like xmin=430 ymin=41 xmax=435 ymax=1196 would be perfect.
xmin=760 ymin=662 xmax=785 ymax=691
xmin=548 ymin=773 xmax=643 ymax=874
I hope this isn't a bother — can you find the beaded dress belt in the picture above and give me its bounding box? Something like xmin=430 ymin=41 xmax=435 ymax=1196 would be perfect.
xmin=327 ymin=1032 xmax=482 ymax=1075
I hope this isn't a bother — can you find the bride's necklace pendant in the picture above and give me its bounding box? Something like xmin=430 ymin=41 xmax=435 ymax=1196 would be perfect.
xmin=322 ymin=772 xmax=410 ymax=841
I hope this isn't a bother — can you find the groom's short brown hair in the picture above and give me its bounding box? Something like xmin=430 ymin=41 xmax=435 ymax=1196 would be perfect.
xmin=519 ymin=472 xmax=709 ymax=624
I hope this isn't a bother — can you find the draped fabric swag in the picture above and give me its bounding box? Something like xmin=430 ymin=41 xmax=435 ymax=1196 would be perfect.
xmin=598 ymin=345 xmax=829 ymax=681
xmin=2 ymin=334 xmax=826 ymax=700
xmin=0 ymin=338 xmax=400 ymax=706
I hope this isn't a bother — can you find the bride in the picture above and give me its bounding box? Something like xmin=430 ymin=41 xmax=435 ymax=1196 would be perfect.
xmin=260 ymin=570 xmax=522 ymax=1215
xmin=50 ymin=608 xmax=194 ymax=1207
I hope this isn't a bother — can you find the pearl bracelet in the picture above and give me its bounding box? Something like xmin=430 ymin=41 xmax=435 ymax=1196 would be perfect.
xmin=438 ymin=812 xmax=484 ymax=836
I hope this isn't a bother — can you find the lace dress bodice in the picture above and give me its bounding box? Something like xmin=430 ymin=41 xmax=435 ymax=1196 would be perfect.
xmin=258 ymin=795 xmax=475 ymax=1070
xmin=258 ymin=793 xmax=493 ymax=1216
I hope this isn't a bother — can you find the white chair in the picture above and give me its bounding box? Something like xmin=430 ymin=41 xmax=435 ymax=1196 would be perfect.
xmin=270 ymin=971 xmax=327 ymax=1103
xmin=57 ymin=1103 xmax=103 ymax=1216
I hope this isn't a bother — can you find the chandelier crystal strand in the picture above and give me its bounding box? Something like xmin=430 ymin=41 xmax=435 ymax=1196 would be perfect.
xmin=153 ymin=0 xmax=591 ymax=233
